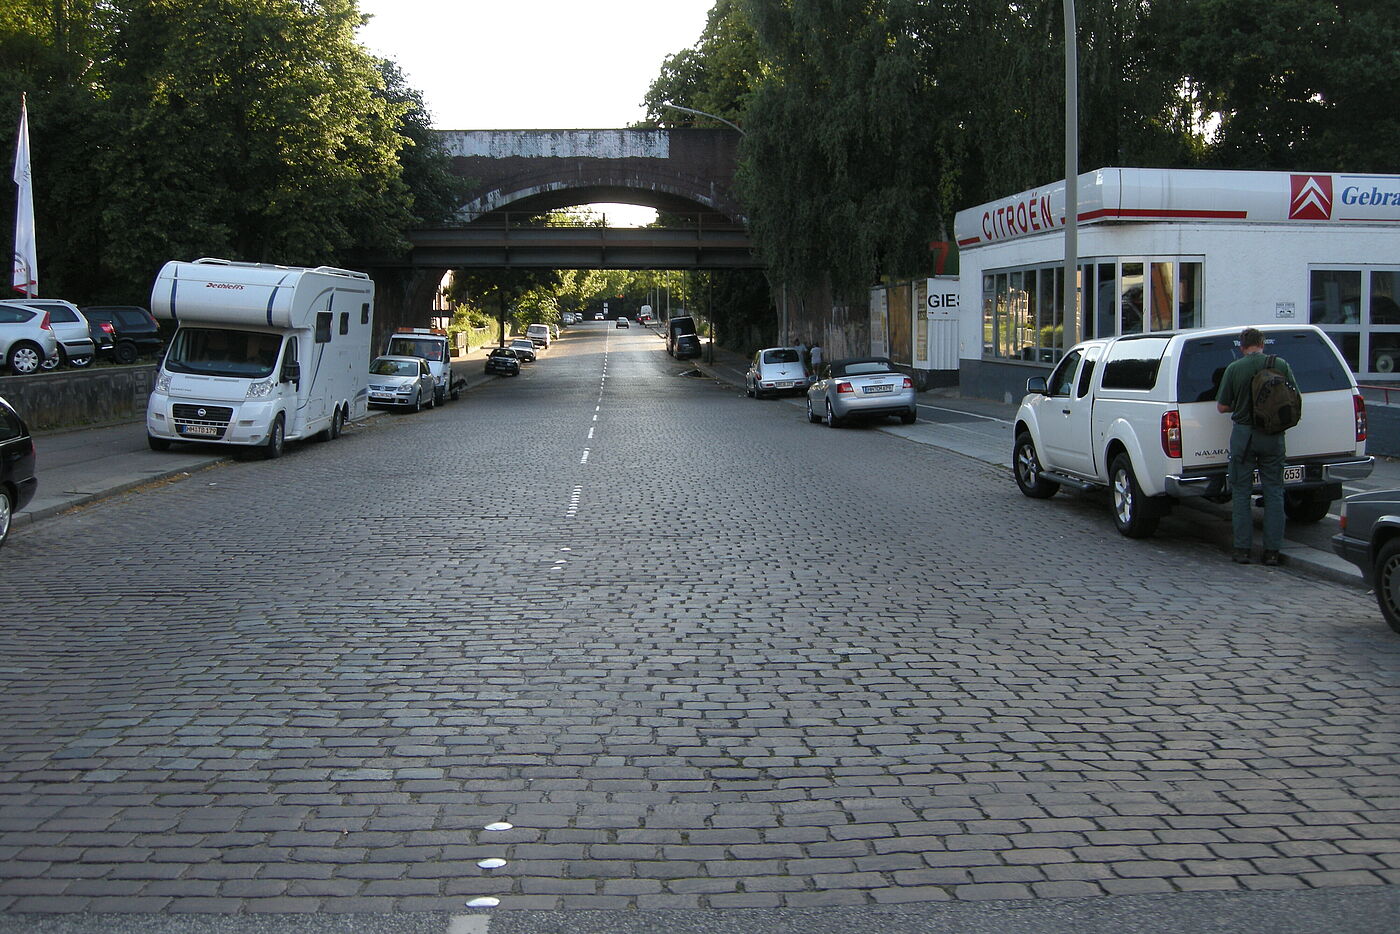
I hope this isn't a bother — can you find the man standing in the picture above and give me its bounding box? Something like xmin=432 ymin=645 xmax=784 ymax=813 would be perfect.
xmin=1216 ymin=327 xmax=1297 ymax=566
xmin=809 ymin=341 xmax=824 ymax=372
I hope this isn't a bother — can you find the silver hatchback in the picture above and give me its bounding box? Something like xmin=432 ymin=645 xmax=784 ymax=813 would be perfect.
xmin=368 ymin=355 xmax=436 ymax=413
xmin=0 ymin=303 xmax=60 ymax=374
xmin=746 ymin=347 xmax=812 ymax=399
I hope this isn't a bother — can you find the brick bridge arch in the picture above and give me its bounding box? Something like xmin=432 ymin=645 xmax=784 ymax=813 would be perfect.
xmin=439 ymin=128 xmax=744 ymax=221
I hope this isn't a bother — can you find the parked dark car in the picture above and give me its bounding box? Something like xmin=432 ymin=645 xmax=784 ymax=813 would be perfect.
xmin=1333 ymin=489 xmax=1400 ymax=633
xmin=666 ymin=315 xmax=697 ymax=356
xmin=485 ymin=347 xmax=521 ymax=376
xmin=674 ymin=333 xmax=702 ymax=360
xmin=89 ymin=318 xmax=116 ymax=360
xmin=81 ymin=305 xmax=163 ymax=364
xmin=0 ymin=395 xmax=38 ymax=548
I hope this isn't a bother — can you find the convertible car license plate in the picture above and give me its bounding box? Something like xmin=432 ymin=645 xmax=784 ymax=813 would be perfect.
xmin=863 ymin=384 xmax=893 ymax=394
xmin=179 ymin=424 xmax=218 ymax=437
xmin=1254 ymin=466 xmax=1305 ymax=485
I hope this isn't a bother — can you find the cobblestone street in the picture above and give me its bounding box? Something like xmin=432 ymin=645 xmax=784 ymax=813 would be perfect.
xmin=1 ymin=323 xmax=1398 ymax=927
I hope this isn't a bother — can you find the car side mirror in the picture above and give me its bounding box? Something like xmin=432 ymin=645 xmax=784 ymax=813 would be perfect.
xmin=282 ymin=361 xmax=301 ymax=385
xmin=1026 ymin=376 xmax=1048 ymax=394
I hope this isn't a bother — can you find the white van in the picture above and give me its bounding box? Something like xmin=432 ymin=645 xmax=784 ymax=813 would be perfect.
xmin=525 ymin=323 xmax=551 ymax=349
xmin=384 ymin=327 xmax=457 ymax=404
xmin=145 ymin=258 xmax=374 ymax=458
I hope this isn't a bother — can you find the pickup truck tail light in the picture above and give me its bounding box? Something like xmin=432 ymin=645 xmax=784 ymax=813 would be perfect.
xmin=836 ymin=381 xmax=853 ymax=394
xmin=1161 ymin=410 xmax=1182 ymax=458
xmin=1355 ymin=394 xmax=1368 ymax=442
xmin=902 ymin=377 xmax=913 ymax=388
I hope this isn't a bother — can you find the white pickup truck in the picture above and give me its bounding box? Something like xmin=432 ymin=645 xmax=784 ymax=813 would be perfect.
xmin=1013 ymin=324 xmax=1374 ymax=538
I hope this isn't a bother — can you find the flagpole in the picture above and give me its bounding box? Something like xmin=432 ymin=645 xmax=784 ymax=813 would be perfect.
xmin=12 ymin=91 xmax=37 ymax=298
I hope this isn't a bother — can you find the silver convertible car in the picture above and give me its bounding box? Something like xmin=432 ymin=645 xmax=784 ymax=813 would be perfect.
xmin=806 ymin=357 xmax=917 ymax=427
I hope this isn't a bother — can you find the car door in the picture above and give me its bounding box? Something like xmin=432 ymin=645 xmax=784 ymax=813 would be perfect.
xmin=1037 ymin=348 xmax=1096 ymax=476
xmin=420 ymin=360 xmax=433 ymax=398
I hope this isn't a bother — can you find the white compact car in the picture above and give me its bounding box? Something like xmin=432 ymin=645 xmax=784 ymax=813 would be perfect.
xmin=0 ymin=302 xmax=61 ymax=374
xmin=0 ymin=298 xmax=94 ymax=370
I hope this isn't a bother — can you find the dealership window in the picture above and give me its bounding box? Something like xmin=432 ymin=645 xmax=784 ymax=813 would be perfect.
xmin=983 ymin=257 xmax=1203 ymax=363
xmin=1311 ymin=266 xmax=1400 ymax=375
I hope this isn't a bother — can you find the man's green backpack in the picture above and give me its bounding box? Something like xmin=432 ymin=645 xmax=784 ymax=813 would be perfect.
xmin=1250 ymin=355 xmax=1302 ymax=434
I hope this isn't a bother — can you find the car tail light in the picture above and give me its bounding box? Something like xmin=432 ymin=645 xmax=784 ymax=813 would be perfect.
xmin=902 ymin=377 xmax=913 ymax=388
xmin=38 ymin=311 xmax=51 ymax=330
xmin=1355 ymin=394 xmax=1368 ymax=442
xmin=836 ymin=381 xmax=853 ymax=394
xmin=1161 ymin=410 xmax=1182 ymax=458
xmin=99 ymin=322 xmax=116 ymax=336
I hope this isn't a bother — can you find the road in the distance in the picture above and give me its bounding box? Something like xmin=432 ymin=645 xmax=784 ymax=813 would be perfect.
xmin=0 ymin=321 xmax=1397 ymax=930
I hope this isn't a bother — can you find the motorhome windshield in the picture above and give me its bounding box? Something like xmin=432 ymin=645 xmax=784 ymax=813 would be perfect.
xmin=166 ymin=327 xmax=282 ymax=378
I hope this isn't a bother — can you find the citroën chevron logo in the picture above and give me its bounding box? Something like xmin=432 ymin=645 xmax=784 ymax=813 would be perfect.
xmin=1289 ymin=175 xmax=1333 ymax=220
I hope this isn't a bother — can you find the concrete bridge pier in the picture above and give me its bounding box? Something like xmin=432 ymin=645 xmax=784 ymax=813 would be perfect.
xmin=367 ymin=266 xmax=447 ymax=353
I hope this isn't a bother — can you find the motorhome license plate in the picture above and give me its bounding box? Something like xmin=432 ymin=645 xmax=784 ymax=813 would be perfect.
xmin=179 ymin=425 xmax=218 ymax=437
xmin=1253 ymin=466 xmax=1305 ymax=485
xmin=864 ymin=384 xmax=893 ymax=394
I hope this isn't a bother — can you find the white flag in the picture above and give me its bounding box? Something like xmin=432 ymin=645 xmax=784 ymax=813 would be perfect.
xmin=12 ymin=93 xmax=36 ymax=298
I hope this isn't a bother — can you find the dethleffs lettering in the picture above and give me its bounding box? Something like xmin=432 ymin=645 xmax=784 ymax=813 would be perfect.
xmin=1341 ymin=185 xmax=1400 ymax=207
xmin=205 ymin=282 xmax=244 ymax=290
xmin=981 ymin=192 xmax=1057 ymax=242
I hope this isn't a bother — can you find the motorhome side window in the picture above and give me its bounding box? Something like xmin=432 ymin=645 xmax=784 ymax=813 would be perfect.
xmin=1101 ymin=337 xmax=1170 ymax=391
xmin=339 ymin=312 xmax=349 ymax=335
xmin=316 ymin=312 xmax=332 ymax=344
xmin=361 ymin=303 xmax=370 ymax=325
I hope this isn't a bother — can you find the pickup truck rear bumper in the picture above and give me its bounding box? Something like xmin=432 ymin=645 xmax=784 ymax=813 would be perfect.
xmin=1166 ymin=456 xmax=1375 ymax=498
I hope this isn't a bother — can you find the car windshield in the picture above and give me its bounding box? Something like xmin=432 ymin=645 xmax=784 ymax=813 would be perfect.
xmin=763 ymin=349 xmax=800 ymax=364
xmin=511 ymin=340 xmax=532 ymax=348
xmin=165 ymin=327 xmax=282 ymax=378
xmin=492 ymin=349 xmax=516 ymax=358
xmin=386 ymin=337 xmax=443 ymax=361
xmin=370 ymin=358 xmax=418 ymax=377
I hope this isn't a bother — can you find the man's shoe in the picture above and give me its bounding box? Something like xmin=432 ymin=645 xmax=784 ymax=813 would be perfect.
xmin=1232 ymin=548 xmax=1252 ymax=564
xmin=1262 ymin=550 xmax=1283 ymax=566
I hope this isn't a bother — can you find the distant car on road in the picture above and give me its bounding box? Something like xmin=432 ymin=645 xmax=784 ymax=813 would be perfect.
xmin=594 ymin=313 xmax=604 ymax=321
xmin=367 ymin=355 xmax=436 ymax=412
xmin=616 ymin=317 xmax=629 ymax=329
xmin=806 ymin=357 xmax=916 ymax=427
xmin=81 ymin=305 xmax=163 ymax=364
xmin=509 ymin=338 xmax=537 ymax=362
xmin=673 ymin=333 xmax=701 ymax=360
xmin=485 ymin=347 xmax=521 ymax=376
xmin=1333 ymin=489 xmax=1400 ymax=633
xmin=746 ymin=347 xmax=812 ymax=399
xmin=0 ymin=303 xmax=60 ymax=374
xmin=0 ymin=395 xmax=37 ymax=548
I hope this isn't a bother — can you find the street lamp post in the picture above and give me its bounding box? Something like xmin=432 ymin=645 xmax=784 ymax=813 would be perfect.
xmin=1063 ymin=1 xmax=1080 ymax=346
xmin=658 ymin=102 xmax=746 ymax=137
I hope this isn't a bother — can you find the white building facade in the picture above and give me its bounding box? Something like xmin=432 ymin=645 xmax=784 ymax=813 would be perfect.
xmin=953 ymin=167 xmax=1400 ymax=401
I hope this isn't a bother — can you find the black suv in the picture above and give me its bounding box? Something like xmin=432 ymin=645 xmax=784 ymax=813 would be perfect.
xmin=81 ymin=305 xmax=163 ymax=364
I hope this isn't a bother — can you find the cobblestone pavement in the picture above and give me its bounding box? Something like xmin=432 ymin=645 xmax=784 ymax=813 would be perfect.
xmin=1 ymin=322 xmax=1398 ymax=922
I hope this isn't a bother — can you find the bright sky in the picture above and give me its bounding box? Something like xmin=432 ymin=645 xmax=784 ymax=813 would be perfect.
xmin=356 ymin=0 xmax=714 ymax=129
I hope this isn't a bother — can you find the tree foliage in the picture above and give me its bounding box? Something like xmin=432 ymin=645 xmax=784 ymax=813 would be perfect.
xmin=0 ymin=0 xmax=461 ymax=303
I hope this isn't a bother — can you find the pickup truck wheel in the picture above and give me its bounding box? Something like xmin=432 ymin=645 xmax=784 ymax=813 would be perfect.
xmin=1284 ymin=490 xmax=1333 ymax=523
xmin=434 ymin=386 xmax=446 ymax=405
xmin=1110 ymin=453 xmax=1160 ymax=538
xmin=1014 ymin=432 xmax=1060 ymax=499
xmin=263 ymin=414 xmax=285 ymax=460
xmin=1374 ymin=539 xmax=1400 ymax=634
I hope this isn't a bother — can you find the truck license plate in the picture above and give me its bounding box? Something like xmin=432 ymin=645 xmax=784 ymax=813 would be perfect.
xmin=863 ymin=384 xmax=893 ymax=394
xmin=1254 ymin=466 xmax=1305 ymax=485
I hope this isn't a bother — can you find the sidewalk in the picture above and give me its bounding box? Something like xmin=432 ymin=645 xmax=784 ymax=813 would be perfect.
xmin=11 ymin=341 xmax=510 ymax=533
xmin=687 ymin=338 xmax=1400 ymax=590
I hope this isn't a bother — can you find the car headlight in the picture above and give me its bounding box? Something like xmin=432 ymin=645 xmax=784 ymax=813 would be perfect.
xmin=154 ymin=372 xmax=172 ymax=393
xmin=246 ymin=379 xmax=275 ymax=399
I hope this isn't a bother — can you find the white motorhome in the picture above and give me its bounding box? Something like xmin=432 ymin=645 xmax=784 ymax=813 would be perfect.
xmin=145 ymin=258 xmax=374 ymax=458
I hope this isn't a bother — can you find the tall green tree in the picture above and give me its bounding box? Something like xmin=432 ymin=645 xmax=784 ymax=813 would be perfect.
xmin=95 ymin=0 xmax=412 ymax=297
xmin=643 ymin=0 xmax=761 ymax=128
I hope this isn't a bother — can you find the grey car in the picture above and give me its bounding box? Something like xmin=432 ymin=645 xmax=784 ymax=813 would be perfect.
xmin=746 ymin=346 xmax=811 ymax=399
xmin=0 ymin=299 xmax=96 ymax=369
xmin=1332 ymin=489 xmax=1400 ymax=633
xmin=806 ymin=357 xmax=917 ymax=427
xmin=367 ymin=355 xmax=436 ymax=412
xmin=0 ymin=303 xmax=60 ymax=374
